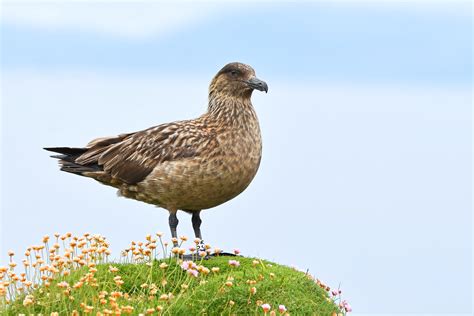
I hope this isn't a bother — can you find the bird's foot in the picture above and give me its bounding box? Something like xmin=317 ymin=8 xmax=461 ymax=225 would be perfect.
xmin=208 ymin=251 xmax=237 ymax=257
xmin=180 ymin=251 xmax=236 ymax=261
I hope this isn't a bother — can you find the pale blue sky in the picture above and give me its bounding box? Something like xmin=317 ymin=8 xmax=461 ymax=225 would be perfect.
xmin=1 ymin=1 xmax=472 ymax=314
xmin=2 ymin=2 xmax=472 ymax=83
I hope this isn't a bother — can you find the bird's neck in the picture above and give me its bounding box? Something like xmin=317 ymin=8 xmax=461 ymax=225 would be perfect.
xmin=206 ymin=94 xmax=258 ymax=126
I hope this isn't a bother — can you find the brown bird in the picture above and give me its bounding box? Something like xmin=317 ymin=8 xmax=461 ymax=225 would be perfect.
xmin=44 ymin=62 xmax=268 ymax=247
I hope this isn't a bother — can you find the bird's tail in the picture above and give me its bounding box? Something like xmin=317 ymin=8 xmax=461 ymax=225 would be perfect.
xmin=44 ymin=147 xmax=101 ymax=175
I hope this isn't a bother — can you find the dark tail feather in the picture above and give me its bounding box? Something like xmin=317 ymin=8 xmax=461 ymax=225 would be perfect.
xmin=44 ymin=147 xmax=101 ymax=176
xmin=43 ymin=147 xmax=88 ymax=156
xmin=59 ymin=161 xmax=102 ymax=174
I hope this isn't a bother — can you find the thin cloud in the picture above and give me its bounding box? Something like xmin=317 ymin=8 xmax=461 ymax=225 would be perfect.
xmin=1 ymin=2 xmax=227 ymax=39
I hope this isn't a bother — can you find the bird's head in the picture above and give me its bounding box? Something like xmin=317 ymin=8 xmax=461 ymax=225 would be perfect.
xmin=209 ymin=62 xmax=268 ymax=99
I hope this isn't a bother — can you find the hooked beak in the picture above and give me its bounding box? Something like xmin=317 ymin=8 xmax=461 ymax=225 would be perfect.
xmin=246 ymin=76 xmax=268 ymax=93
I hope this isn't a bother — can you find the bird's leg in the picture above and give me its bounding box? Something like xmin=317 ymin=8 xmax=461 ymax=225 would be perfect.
xmin=168 ymin=210 xmax=179 ymax=248
xmin=192 ymin=211 xmax=202 ymax=239
xmin=192 ymin=211 xmax=205 ymax=251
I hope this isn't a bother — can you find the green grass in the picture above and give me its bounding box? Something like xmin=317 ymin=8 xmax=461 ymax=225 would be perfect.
xmin=1 ymin=233 xmax=348 ymax=315
xmin=3 ymin=256 xmax=341 ymax=315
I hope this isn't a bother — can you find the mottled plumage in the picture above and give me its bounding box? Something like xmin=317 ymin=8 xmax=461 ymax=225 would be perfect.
xmin=45 ymin=62 xmax=268 ymax=245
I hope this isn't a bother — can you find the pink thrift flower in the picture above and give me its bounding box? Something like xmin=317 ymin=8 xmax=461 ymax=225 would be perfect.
xmin=233 ymin=249 xmax=240 ymax=255
xmin=261 ymin=303 xmax=271 ymax=313
xmin=187 ymin=269 xmax=199 ymax=277
xmin=181 ymin=261 xmax=191 ymax=270
xmin=331 ymin=290 xmax=338 ymax=296
xmin=228 ymin=260 xmax=240 ymax=267
xmin=278 ymin=305 xmax=287 ymax=313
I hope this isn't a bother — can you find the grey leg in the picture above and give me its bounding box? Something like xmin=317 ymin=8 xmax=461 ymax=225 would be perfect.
xmin=192 ymin=211 xmax=202 ymax=240
xmin=168 ymin=210 xmax=179 ymax=247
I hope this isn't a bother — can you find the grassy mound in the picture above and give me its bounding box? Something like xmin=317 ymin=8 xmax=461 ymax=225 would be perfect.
xmin=0 ymin=233 xmax=348 ymax=315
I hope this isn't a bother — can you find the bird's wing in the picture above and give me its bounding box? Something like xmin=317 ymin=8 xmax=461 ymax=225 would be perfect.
xmin=75 ymin=121 xmax=216 ymax=185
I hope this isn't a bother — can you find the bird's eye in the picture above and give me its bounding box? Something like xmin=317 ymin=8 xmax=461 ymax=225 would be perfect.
xmin=230 ymin=70 xmax=238 ymax=76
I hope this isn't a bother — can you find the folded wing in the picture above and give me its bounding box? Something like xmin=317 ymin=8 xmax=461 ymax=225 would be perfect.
xmin=45 ymin=121 xmax=215 ymax=185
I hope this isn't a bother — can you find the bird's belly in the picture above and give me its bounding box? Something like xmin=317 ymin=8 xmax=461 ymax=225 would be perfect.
xmin=122 ymin=155 xmax=260 ymax=210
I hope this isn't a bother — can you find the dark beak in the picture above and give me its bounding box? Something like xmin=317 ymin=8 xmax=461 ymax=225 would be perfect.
xmin=246 ymin=76 xmax=268 ymax=93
